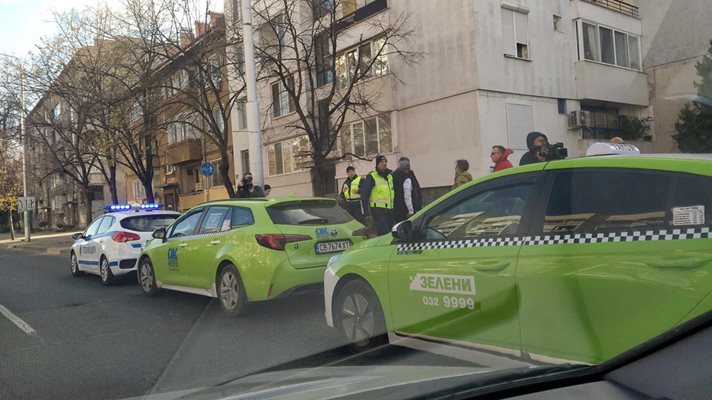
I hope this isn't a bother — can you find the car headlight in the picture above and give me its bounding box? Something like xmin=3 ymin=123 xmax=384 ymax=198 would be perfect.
xmin=327 ymin=254 xmax=341 ymax=271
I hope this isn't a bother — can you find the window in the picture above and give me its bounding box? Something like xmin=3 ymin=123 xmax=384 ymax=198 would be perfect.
xmin=165 ymin=78 xmax=174 ymax=97
xmin=209 ymin=56 xmax=222 ymax=83
xmin=175 ymin=70 xmax=188 ymax=89
xmin=237 ymin=98 xmax=248 ymax=129
xmin=553 ymin=15 xmax=562 ymax=32
xmin=543 ymin=170 xmax=671 ymax=234
xmin=314 ymin=32 xmax=333 ymax=87
xmin=240 ymin=150 xmax=250 ymax=176
xmin=581 ymin=106 xmax=622 ymax=138
xmin=422 ymin=184 xmax=533 ymax=241
xmin=502 ymin=8 xmax=529 ymax=59
xmin=267 ymin=138 xmax=296 ymax=176
xmin=671 ymin=175 xmax=712 ymax=227
xmin=557 ymin=99 xmax=567 ymax=115
xmin=130 ymin=102 xmax=142 ymax=121
xmin=166 ymin=160 xmax=176 ymax=175
xmin=199 ymin=207 xmax=232 ymax=234
xmin=231 ymin=207 xmax=254 ymax=227
xmin=578 ymin=21 xmax=641 ymax=70
xmin=272 ymin=77 xmax=295 ymax=118
xmin=170 ymin=209 xmax=204 ymax=238
xmin=121 ymin=214 xmax=178 ymax=232
xmin=85 ymin=217 xmax=104 ymax=237
xmin=313 ymin=0 xmax=334 ymax=19
xmin=211 ymin=161 xmax=224 ymax=187
xmin=168 ymin=121 xmax=196 ymax=144
xmin=212 ymin=108 xmax=225 ymax=134
xmin=267 ymin=202 xmax=352 ymax=225
xmin=97 ymin=216 xmax=115 ymax=235
xmin=341 ymin=114 xmax=392 ymax=157
xmin=52 ymin=103 xmax=62 ymax=122
xmin=333 ymin=37 xmax=389 ymax=88
xmin=231 ymin=0 xmax=241 ymax=21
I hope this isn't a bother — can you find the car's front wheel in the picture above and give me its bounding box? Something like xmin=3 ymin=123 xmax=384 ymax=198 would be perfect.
xmin=138 ymin=258 xmax=159 ymax=297
xmin=217 ymin=265 xmax=248 ymax=316
xmin=70 ymin=252 xmax=84 ymax=277
xmin=335 ymin=280 xmax=387 ymax=352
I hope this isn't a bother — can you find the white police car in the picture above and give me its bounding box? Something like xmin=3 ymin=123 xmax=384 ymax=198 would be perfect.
xmin=70 ymin=204 xmax=180 ymax=285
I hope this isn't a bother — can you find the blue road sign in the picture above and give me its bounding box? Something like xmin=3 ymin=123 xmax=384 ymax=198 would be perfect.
xmin=201 ymin=162 xmax=215 ymax=177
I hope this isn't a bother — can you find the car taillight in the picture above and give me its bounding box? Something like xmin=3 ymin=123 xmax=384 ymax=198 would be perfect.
xmin=353 ymin=227 xmax=369 ymax=238
xmin=255 ymin=234 xmax=311 ymax=251
xmin=112 ymin=231 xmax=141 ymax=243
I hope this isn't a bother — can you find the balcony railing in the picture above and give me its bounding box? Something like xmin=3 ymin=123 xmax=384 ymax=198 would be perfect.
xmin=581 ymin=0 xmax=639 ymax=18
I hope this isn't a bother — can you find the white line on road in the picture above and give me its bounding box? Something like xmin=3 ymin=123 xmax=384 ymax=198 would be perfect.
xmin=0 ymin=304 xmax=37 ymax=336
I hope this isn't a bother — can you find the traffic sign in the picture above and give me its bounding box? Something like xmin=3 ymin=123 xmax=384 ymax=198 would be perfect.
xmin=201 ymin=162 xmax=215 ymax=177
xmin=17 ymin=197 xmax=35 ymax=212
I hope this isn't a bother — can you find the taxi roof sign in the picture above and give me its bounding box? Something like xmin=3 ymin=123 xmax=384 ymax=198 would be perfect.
xmin=586 ymin=143 xmax=641 ymax=157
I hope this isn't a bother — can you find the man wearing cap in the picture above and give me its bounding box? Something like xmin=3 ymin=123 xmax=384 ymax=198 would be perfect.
xmin=340 ymin=166 xmax=365 ymax=224
xmin=359 ymin=155 xmax=394 ymax=236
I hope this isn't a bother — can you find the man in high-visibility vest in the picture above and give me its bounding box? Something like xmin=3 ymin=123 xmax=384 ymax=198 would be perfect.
xmin=340 ymin=166 xmax=366 ymax=224
xmin=359 ymin=155 xmax=394 ymax=236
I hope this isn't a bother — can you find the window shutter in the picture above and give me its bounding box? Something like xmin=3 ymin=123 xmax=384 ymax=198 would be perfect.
xmin=514 ymin=11 xmax=528 ymax=46
xmin=501 ymin=8 xmax=515 ymax=56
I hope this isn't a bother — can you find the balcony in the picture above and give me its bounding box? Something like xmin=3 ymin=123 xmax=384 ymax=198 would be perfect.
xmin=336 ymin=0 xmax=387 ymax=32
xmin=581 ymin=0 xmax=639 ymax=18
xmin=575 ymin=61 xmax=648 ymax=106
xmin=166 ymin=139 xmax=202 ymax=165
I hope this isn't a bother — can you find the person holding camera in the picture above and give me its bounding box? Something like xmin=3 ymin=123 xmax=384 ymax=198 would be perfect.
xmin=236 ymin=172 xmax=265 ymax=198
xmin=519 ymin=132 xmax=549 ymax=166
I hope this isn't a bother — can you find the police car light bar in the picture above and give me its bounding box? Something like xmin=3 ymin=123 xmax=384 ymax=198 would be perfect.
xmin=586 ymin=143 xmax=641 ymax=157
xmin=105 ymin=204 xmax=132 ymax=212
xmin=139 ymin=203 xmax=162 ymax=210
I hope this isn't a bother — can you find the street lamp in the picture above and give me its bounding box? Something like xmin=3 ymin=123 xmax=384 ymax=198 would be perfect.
xmin=1 ymin=53 xmax=31 ymax=242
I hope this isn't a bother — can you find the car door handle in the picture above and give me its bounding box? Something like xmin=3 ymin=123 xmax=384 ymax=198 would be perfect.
xmin=210 ymin=240 xmax=221 ymax=245
xmin=178 ymin=243 xmax=188 ymax=248
xmin=645 ymin=257 xmax=712 ymax=270
xmin=472 ymin=261 xmax=511 ymax=272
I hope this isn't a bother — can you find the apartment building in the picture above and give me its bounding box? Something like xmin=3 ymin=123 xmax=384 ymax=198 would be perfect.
xmin=640 ymin=0 xmax=712 ymax=153
xmin=124 ymin=12 xmax=236 ymax=212
xmin=226 ymin=0 xmax=650 ymax=200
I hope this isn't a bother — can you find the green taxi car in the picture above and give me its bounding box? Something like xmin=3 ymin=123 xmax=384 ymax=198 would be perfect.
xmin=324 ymin=153 xmax=712 ymax=365
xmin=138 ymin=197 xmax=366 ymax=315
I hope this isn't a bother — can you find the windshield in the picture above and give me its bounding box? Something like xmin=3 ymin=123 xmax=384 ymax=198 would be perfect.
xmin=2 ymin=1 xmax=711 ymax=400
xmin=119 ymin=214 xmax=179 ymax=232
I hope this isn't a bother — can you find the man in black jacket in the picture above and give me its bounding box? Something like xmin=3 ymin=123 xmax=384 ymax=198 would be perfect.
xmin=392 ymin=157 xmax=422 ymax=224
xmin=519 ymin=132 xmax=548 ymax=166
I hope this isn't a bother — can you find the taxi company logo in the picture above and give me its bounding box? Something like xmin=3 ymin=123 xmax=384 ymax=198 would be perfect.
xmin=80 ymin=246 xmax=96 ymax=255
xmin=329 ymin=229 xmax=338 ymax=237
xmin=316 ymin=227 xmax=331 ymax=238
xmin=167 ymin=248 xmax=178 ymax=269
xmin=409 ymin=274 xmax=476 ymax=296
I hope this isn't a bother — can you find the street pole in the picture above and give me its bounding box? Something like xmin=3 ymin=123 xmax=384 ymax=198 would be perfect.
xmin=241 ymin=0 xmax=264 ymax=187
xmin=20 ymin=65 xmax=30 ymax=242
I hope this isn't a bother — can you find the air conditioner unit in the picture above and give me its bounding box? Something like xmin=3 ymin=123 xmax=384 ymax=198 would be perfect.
xmin=568 ymin=110 xmax=591 ymax=129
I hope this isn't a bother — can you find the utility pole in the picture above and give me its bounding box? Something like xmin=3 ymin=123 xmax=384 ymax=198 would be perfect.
xmin=241 ymin=0 xmax=264 ymax=187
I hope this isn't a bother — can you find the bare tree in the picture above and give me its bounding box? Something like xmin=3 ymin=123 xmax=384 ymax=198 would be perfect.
xmin=0 ymin=79 xmax=22 ymax=238
xmin=154 ymin=1 xmax=246 ymax=198
xmin=252 ymin=0 xmax=419 ymax=195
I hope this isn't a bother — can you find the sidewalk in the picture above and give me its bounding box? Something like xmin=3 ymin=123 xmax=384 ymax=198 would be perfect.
xmin=0 ymin=232 xmax=77 ymax=256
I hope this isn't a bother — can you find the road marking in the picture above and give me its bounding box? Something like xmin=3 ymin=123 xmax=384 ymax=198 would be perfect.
xmin=0 ymin=304 xmax=37 ymax=336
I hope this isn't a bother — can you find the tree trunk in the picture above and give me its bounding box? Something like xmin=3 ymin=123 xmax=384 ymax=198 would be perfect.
xmin=82 ymin=186 xmax=93 ymax=228
xmin=109 ymin=164 xmax=118 ymax=204
xmin=8 ymin=211 xmax=15 ymax=241
xmin=310 ymin=160 xmax=336 ymax=197
xmin=219 ymin=152 xmax=236 ymax=198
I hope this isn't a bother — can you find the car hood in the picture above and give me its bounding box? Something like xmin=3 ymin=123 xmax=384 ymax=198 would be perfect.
xmin=351 ymin=234 xmax=394 ymax=250
xmin=126 ymin=365 xmax=491 ymax=400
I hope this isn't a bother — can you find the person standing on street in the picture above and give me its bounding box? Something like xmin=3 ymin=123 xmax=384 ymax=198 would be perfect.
xmin=236 ymin=172 xmax=265 ymax=198
xmin=359 ymin=155 xmax=394 ymax=236
xmin=453 ymin=159 xmax=473 ymax=189
xmin=340 ymin=166 xmax=366 ymax=224
xmin=519 ymin=132 xmax=548 ymax=166
xmin=392 ymin=157 xmax=422 ymax=224
xmin=491 ymin=145 xmax=514 ymax=172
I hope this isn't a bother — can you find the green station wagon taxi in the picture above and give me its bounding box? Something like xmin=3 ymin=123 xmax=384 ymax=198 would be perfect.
xmin=324 ymin=153 xmax=712 ymax=365
xmin=138 ymin=197 xmax=366 ymax=315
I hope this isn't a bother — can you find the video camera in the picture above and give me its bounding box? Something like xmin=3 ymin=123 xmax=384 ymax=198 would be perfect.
xmin=537 ymin=141 xmax=568 ymax=161
xmin=241 ymin=178 xmax=254 ymax=190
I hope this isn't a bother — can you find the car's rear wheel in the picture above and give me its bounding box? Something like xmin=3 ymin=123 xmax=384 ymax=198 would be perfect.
xmin=138 ymin=258 xmax=159 ymax=297
xmin=335 ymin=280 xmax=387 ymax=352
xmin=70 ymin=252 xmax=84 ymax=277
xmin=218 ymin=265 xmax=248 ymax=316
xmin=99 ymin=256 xmax=115 ymax=286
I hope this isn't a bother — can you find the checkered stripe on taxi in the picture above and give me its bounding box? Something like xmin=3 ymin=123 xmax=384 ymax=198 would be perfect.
xmin=396 ymin=227 xmax=711 ymax=253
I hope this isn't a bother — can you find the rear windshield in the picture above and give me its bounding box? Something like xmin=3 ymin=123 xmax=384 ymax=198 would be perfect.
xmin=267 ymin=202 xmax=353 ymax=225
xmin=120 ymin=214 xmax=179 ymax=232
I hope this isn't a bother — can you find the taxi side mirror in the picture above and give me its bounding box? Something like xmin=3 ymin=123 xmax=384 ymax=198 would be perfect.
xmin=392 ymin=220 xmax=413 ymax=242
xmin=71 ymin=232 xmax=83 ymax=241
xmin=152 ymin=228 xmax=166 ymax=241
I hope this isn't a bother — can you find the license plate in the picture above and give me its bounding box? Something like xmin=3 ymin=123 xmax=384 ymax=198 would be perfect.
xmin=315 ymin=241 xmax=351 ymax=255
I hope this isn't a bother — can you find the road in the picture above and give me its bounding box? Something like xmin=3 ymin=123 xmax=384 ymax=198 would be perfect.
xmin=0 ymin=248 xmax=476 ymax=400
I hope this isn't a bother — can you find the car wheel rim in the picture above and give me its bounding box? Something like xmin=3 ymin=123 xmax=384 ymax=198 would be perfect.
xmin=341 ymin=293 xmax=375 ymax=346
xmin=101 ymin=260 xmax=108 ymax=281
xmin=140 ymin=264 xmax=153 ymax=292
xmin=71 ymin=255 xmax=77 ymax=273
xmin=220 ymin=272 xmax=239 ymax=310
